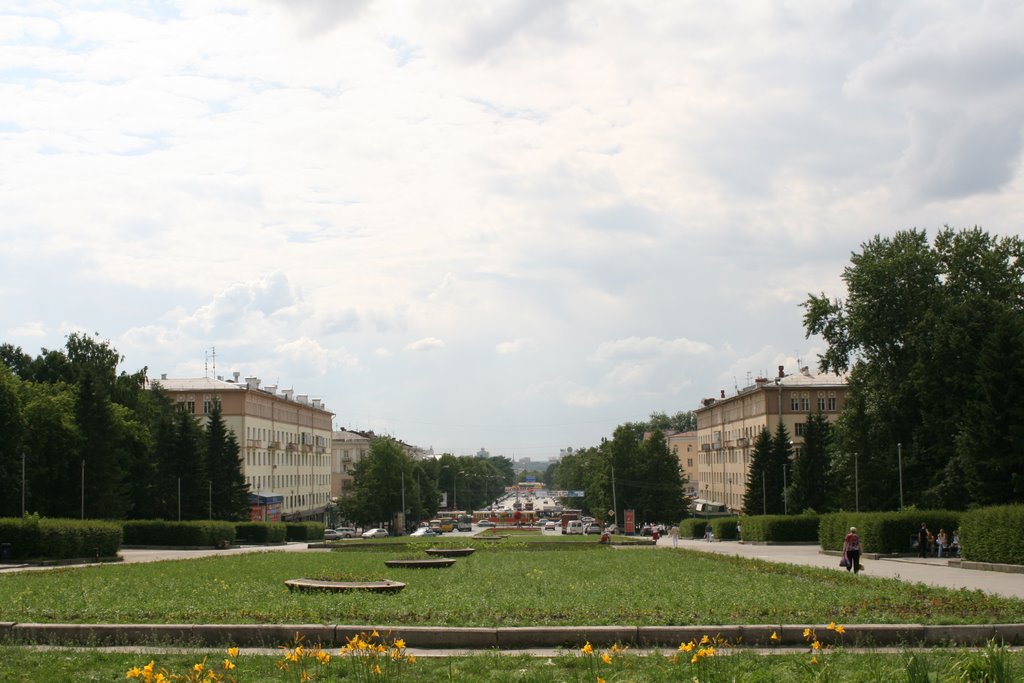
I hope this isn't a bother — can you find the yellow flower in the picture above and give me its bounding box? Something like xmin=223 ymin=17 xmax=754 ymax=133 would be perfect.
xmin=827 ymin=621 xmax=836 ymax=631
xmin=601 ymin=653 xmax=612 ymax=664
xmin=223 ymin=659 xmax=235 ymax=670
xmin=700 ymin=635 xmax=711 ymax=645
xmin=811 ymin=656 xmax=818 ymax=664
xmin=803 ymin=628 xmax=813 ymax=639
xmin=691 ymin=654 xmax=699 ymax=664
xmin=193 ymin=662 xmax=205 ymax=673
xmin=316 ymin=650 xmax=331 ymax=664
xmin=598 ymin=678 xmax=606 ymax=683
xmin=770 ymin=631 xmax=779 ymax=641
xmin=371 ymin=629 xmax=380 ymax=638
xmin=300 ymin=671 xmax=311 ymax=682
xmin=581 ymin=642 xmax=594 ymax=655
xmin=374 ymin=665 xmax=382 ymax=674
xmin=811 ymin=640 xmax=822 ymax=651
xmin=394 ymin=639 xmax=406 ymax=649
xmin=678 ymin=641 xmax=694 ymax=652
xmin=227 ymin=647 xmax=239 ymax=658
xmin=407 ymin=655 xmax=417 ymax=664
xmin=835 ymin=625 xmax=846 ymax=634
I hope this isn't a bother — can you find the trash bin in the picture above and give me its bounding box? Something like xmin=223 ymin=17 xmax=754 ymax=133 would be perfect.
xmin=0 ymin=542 xmax=13 ymax=560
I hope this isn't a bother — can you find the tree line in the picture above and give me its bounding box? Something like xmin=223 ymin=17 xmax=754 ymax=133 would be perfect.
xmin=789 ymin=226 xmax=1024 ymax=513
xmin=0 ymin=334 xmax=250 ymax=521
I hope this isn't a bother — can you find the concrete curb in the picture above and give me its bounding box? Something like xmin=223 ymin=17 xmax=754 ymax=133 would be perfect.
xmin=3 ymin=622 xmax=1022 ymax=648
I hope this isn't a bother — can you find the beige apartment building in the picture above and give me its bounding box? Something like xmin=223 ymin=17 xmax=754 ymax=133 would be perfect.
xmin=693 ymin=366 xmax=847 ymax=514
xmin=151 ymin=373 xmax=334 ymax=522
xmin=667 ymin=430 xmax=699 ymax=499
xmin=332 ymin=429 xmax=372 ymax=499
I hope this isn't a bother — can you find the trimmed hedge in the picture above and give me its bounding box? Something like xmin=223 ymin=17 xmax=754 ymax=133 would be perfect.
xmin=121 ymin=520 xmax=235 ymax=547
xmin=960 ymin=505 xmax=1024 ymax=565
xmin=710 ymin=517 xmax=739 ymax=540
xmin=819 ymin=510 xmax=961 ymax=555
xmin=678 ymin=519 xmax=708 ymax=539
xmin=739 ymin=514 xmax=819 ymax=543
xmin=286 ymin=522 xmax=324 ymax=541
xmin=0 ymin=517 xmax=122 ymax=560
xmin=234 ymin=522 xmax=287 ymax=544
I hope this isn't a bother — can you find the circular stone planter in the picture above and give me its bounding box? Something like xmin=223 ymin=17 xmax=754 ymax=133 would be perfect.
xmin=384 ymin=558 xmax=456 ymax=568
xmin=424 ymin=547 xmax=476 ymax=557
xmin=284 ymin=578 xmax=405 ymax=593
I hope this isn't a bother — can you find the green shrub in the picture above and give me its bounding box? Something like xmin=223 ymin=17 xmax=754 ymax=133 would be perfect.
xmin=285 ymin=522 xmax=324 ymax=541
xmin=710 ymin=517 xmax=739 ymax=540
xmin=678 ymin=519 xmax=707 ymax=539
xmin=819 ymin=510 xmax=961 ymax=555
xmin=0 ymin=517 xmax=122 ymax=560
xmin=235 ymin=522 xmax=287 ymax=544
xmin=739 ymin=513 xmax=819 ymax=543
xmin=960 ymin=505 xmax=1024 ymax=565
xmin=121 ymin=520 xmax=235 ymax=547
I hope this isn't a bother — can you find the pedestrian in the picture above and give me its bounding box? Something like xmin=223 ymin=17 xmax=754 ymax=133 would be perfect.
xmin=937 ymin=528 xmax=948 ymax=558
xmin=651 ymin=526 xmax=660 ymax=542
xmin=843 ymin=526 xmax=862 ymax=575
xmin=917 ymin=523 xmax=929 ymax=558
xmin=670 ymin=525 xmax=679 ymax=548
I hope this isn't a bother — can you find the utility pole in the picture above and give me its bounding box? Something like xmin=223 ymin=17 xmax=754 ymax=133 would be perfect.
xmin=897 ymin=442 xmax=904 ymax=511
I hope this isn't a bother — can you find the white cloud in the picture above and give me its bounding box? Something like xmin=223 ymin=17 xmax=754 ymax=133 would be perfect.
xmin=496 ymin=338 xmax=533 ymax=354
xmin=593 ymin=337 xmax=713 ymax=361
xmin=405 ymin=337 xmax=445 ymax=353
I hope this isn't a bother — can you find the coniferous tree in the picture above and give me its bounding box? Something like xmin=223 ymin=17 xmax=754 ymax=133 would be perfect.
xmin=767 ymin=422 xmax=793 ymax=515
xmin=788 ymin=411 xmax=832 ymax=513
xmin=205 ymin=400 xmax=251 ymax=520
xmin=743 ymin=427 xmax=772 ymax=516
xmin=166 ymin=407 xmax=207 ymax=520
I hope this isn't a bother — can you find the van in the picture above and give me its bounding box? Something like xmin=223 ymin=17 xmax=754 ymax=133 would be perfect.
xmin=565 ymin=520 xmax=584 ymax=535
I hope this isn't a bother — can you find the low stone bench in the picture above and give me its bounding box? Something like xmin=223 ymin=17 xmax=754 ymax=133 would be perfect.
xmin=383 ymin=558 xmax=456 ymax=568
xmin=284 ymin=578 xmax=405 ymax=593
xmin=424 ymin=547 xmax=475 ymax=557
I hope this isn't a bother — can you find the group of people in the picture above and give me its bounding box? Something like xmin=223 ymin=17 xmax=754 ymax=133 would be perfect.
xmin=917 ymin=523 xmax=960 ymax=558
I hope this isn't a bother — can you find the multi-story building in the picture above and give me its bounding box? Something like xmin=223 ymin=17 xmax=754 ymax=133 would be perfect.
xmin=694 ymin=365 xmax=847 ymax=514
xmin=667 ymin=430 xmax=699 ymax=499
xmin=332 ymin=429 xmax=372 ymax=500
xmin=151 ymin=373 xmax=334 ymax=522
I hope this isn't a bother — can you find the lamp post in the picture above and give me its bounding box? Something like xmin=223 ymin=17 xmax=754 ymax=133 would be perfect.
xmin=703 ymin=484 xmax=710 ymax=524
xmin=854 ymin=452 xmax=859 ymax=512
xmin=782 ymin=463 xmax=788 ymax=515
xmin=897 ymin=442 xmax=904 ymax=511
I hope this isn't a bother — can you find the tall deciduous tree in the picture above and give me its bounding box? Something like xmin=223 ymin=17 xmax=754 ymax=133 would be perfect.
xmin=0 ymin=368 xmax=26 ymax=517
xmin=804 ymin=226 xmax=1024 ymax=509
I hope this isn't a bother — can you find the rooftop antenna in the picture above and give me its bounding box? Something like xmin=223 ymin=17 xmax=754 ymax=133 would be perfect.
xmin=204 ymin=347 xmax=217 ymax=378
xmin=733 ymin=376 xmax=739 ymax=393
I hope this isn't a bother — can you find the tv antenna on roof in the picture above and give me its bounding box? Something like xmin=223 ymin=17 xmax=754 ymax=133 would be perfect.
xmin=205 ymin=347 xmax=216 ymax=378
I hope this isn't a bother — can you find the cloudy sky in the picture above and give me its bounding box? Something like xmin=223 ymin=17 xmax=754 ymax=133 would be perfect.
xmin=2 ymin=1 xmax=1023 ymax=458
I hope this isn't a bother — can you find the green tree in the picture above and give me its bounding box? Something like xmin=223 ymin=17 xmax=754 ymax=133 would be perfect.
xmin=0 ymin=368 xmax=27 ymax=517
xmin=742 ymin=427 xmax=772 ymax=516
xmin=343 ymin=437 xmax=415 ymax=531
xmin=205 ymin=400 xmax=250 ymax=520
xmin=787 ymin=412 xmax=831 ymax=513
xmin=767 ymin=422 xmax=792 ymax=515
xmin=163 ymin=407 xmax=207 ymax=520
xmin=645 ymin=410 xmax=697 ymax=433
xmin=804 ymin=226 xmax=1024 ymax=509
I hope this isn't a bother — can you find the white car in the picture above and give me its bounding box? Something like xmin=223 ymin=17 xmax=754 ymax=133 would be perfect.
xmin=544 ymin=521 xmax=556 ymax=531
xmin=410 ymin=527 xmax=436 ymax=537
xmin=361 ymin=528 xmax=389 ymax=539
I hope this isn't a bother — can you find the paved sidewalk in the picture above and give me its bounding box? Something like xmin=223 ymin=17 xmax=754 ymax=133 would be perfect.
xmin=654 ymin=537 xmax=1024 ymax=599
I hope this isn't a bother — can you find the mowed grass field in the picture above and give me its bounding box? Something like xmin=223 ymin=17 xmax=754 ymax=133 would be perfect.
xmin=2 ymin=543 xmax=1022 ymax=626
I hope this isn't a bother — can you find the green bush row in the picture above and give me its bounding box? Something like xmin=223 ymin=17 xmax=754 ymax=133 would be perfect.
xmin=738 ymin=513 xmax=819 ymax=543
xmin=285 ymin=522 xmax=324 ymax=541
xmin=121 ymin=520 xmax=236 ymax=547
xmin=678 ymin=518 xmax=708 ymax=539
xmin=819 ymin=510 xmax=961 ymax=554
xmin=234 ymin=522 xmax=287 ymax=543
xmin=960 ymin=505 xmax=1024 ymax=565
xmin=0 ymin=516 xmax=123 ymax=560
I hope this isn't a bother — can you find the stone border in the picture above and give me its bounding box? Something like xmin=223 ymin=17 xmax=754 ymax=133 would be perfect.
xmin=424 ymin=548 xmax=475 ymax=557
xmin=383 ymin=558 xmax=456 ymax=568
xmin=3 ymin=622 xmax=1022 ymax=648
xmin=284 ymin=579 xmax=405 ymax=593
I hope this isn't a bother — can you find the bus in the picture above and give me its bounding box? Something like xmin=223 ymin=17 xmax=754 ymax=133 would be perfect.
xmin=436 ymin=511 xmax=473 ymax=532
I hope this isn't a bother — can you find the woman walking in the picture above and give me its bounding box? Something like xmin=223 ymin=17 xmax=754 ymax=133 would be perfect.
xmin=843 ymin=526 xmax=862 ymax=575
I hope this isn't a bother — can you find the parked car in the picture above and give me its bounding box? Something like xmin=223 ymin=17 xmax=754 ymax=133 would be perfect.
xmin=565 ymin=520 xmax=585 ymax=535
xmin=584 ymin=523 xmax=602 ymax=535
xmin=410 ymin=527 xmax=436 ymax=537
xmin=361 ymin=528 xmax=389 ymax=539
xmin=544 ymin=521 xmax=556 ymax=531
xmin=334 ymin=527 xmax=357 ymax=538
xmin=323 ymin=529 xmax=344 ymax=540
xmin=477 ymin=520 xmax=496 ymax=528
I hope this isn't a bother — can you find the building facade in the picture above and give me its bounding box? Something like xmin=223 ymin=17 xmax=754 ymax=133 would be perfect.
xmin=331 ymin=429 xmax=372 ymax=500
xmin=667 ymin=430 xmax=699 ymax=499
xmin=694 ymin=366 xmax=847 ymax=514
xmin=151 ymin=373 xmax=334 ymax=522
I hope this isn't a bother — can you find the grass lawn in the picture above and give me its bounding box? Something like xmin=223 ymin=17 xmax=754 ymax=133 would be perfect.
xmin=2 ymin=545 xmax=1021 ymax=627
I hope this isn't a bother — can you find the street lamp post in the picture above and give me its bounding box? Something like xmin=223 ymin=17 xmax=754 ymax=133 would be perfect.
xmin=897 ymin=442 xmax=904 ymax=511
xmin=854 ymin=452 xmax=859 ymax=512
xmin=782 ymin=463 xmax=788 ymax=515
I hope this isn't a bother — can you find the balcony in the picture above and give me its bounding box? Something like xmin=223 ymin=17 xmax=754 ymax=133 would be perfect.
xmin=737 ymin=437 xmax=750 ymax=448
xmin=267 ymin=441 xmax=281 ymax=449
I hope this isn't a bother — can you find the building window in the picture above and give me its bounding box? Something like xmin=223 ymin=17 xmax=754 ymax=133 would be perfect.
xmin=790 ymin=397 xmax=799 ymax=410
xmin=687 ymin=458 xmax=693 ymax=468
xmin=203 ymin=400 xmax=212 ymax=414
xmin=795 ymin=423 xmax=805 ymax=436
xmin=186 ymin=400 xmax=195 ymax=414
xmin=801 ymin=398 xmax=810 ymax=411
xmin=828 ymin=397 xmax=837 ymax=411
xmin=817 ymin=398 xmax=825 ymax=412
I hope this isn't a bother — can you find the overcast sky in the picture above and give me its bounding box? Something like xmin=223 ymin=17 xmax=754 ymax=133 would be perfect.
xmin=2 ymin=1 xmax=1023 ymax=459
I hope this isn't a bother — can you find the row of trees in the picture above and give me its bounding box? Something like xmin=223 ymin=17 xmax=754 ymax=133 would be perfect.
xmin=801 ymin=226 xmax=1024 ymax=511
xmin=744 ymin=414 xmax=831 ymax=515
xmin=0 ymin=334 xmax=250 ymax=521
xmin=337 ymin=441 xmax=516 ymax=529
